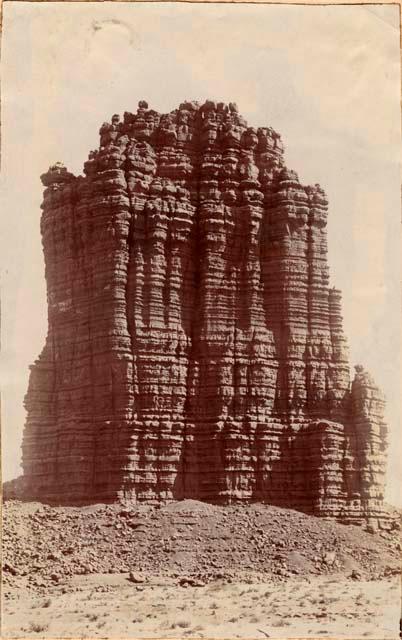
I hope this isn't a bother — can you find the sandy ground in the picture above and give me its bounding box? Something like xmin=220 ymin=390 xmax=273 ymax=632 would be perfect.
xmin=3 ymin=573 xmax=400 ymax=639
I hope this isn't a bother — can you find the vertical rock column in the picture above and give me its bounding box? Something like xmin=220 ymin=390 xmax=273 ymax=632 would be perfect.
xmin=292 ymin=187 xmax=352 ymax=514
xmin=187 ymin=102 xmax=241 ymax=501
xmin=350 ymin=366 xmax=388 ymax=519
xmin=122 ymin=102 xmax=198 ymax=501
xmin=216 ymin=125 xmax=264 ymax=502
xmin=327 ymin=288 xmax=350 ymax=421
xmin=79 ymin=138 xmax=135 ymax=499
xmin=262 ymin=169 xmax=311 ymax=505
xmin=300 ymin=420 xmax=347 ymax=516
xmin=22 ymin=165 xmax=77 ymax=497
xmin=305 ymin=186 xmax=351 ymax=422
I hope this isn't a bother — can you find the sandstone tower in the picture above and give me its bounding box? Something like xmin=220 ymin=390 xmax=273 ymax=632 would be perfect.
xmin=22 ymin=100 xmax=388 ymax=521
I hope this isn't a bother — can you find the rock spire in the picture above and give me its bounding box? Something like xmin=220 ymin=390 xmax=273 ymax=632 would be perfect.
xmin=21 ymin=100 xmax=388 ymax=523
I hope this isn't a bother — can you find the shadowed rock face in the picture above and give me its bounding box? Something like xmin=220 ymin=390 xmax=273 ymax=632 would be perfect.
xmin=21 ymin=100 xmax=387 ymax=521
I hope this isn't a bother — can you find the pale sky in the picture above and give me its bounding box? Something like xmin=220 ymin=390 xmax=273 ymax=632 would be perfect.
xmin=1 ymin=2 xmax=400 ymax=505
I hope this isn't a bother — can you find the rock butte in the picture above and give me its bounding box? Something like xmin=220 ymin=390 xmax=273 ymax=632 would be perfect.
xmin=21 ymin=100 xmax=388 ymax=523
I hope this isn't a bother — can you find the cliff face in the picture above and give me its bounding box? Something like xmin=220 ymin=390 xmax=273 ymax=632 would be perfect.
xmin=22 ymin=100 xmax=388 ymax=521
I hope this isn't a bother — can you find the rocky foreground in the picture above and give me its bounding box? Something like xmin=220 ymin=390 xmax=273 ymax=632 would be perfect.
xmin=2 ymin=499 xmax=401 ymax=638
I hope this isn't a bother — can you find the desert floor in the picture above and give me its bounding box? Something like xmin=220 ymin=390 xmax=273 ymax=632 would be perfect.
xmin=3 ymin=573 xmax=400 ymax=639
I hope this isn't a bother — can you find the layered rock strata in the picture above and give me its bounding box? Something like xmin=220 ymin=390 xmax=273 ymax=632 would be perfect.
xmin=22 ymin=100 xmax=388 ymax=522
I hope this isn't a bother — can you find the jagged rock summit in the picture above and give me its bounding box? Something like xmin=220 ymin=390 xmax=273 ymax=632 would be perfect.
xmin=21 ymin=100 xmax=387 ymax=523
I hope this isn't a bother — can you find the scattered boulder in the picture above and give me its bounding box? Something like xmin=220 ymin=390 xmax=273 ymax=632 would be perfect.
xmin=128 ymin=572 xmax=146 ymax=584
xmin=350 ymin=570 xmax=362 ymax=580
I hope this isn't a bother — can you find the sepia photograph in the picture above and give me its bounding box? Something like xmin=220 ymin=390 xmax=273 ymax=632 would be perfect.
xmin=1 ymin=1 xmax=401 ymax=638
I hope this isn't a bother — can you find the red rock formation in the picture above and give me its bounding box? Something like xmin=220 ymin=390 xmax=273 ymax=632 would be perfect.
xmin=21 ymin=100 xmax=388 ymax=522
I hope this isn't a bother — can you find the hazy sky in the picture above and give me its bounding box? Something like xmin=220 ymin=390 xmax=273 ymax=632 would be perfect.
xmin=1 ymin=2 xmax=400 ymax=505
